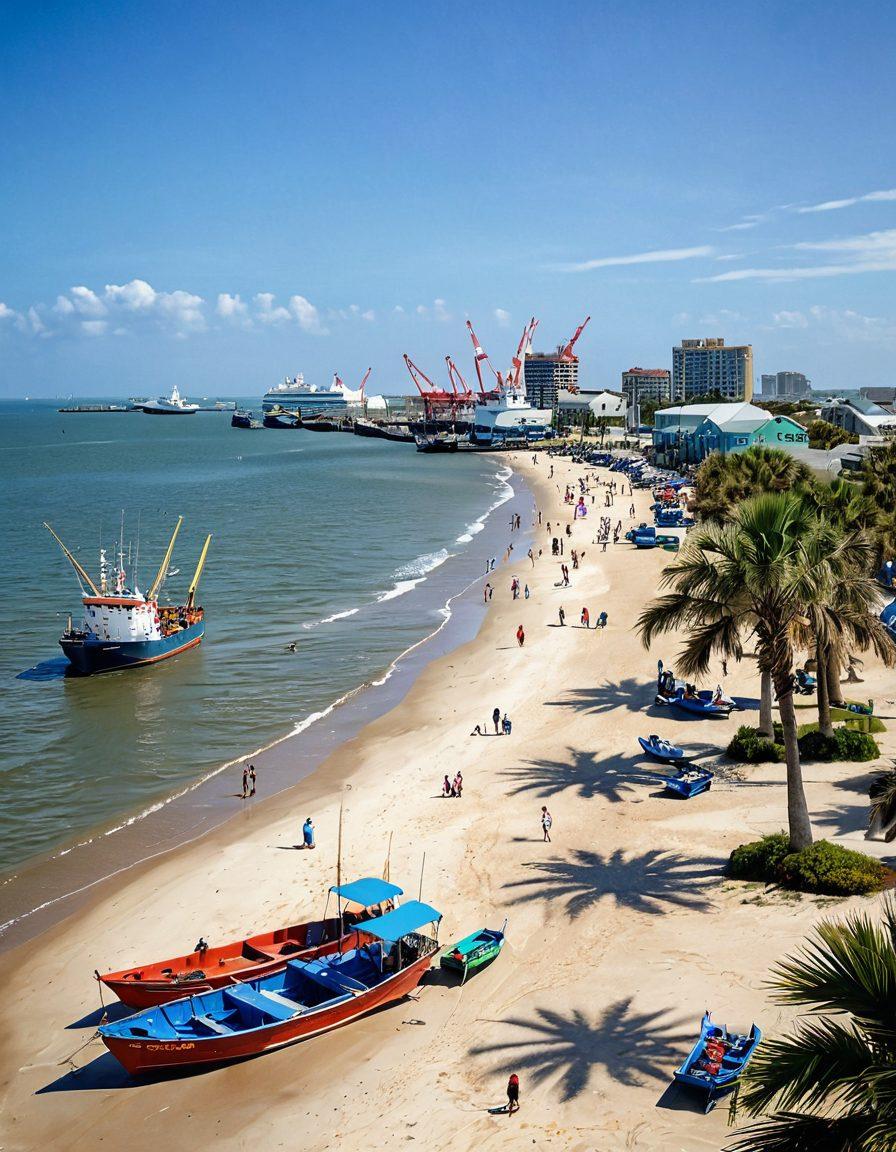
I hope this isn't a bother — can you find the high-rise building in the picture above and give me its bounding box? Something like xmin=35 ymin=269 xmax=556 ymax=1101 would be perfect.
xmin=761 ymin=373 xmax=777 ymax=397
xmin=672 ymin=338 xmax=753 ymax=403
xmin=524 ymin=352 xmax=579 ymax=409
xmin=621 ymin=368 xmax=671 ymax=428
xmin=760 ymin=371 xmax=811 ymax=399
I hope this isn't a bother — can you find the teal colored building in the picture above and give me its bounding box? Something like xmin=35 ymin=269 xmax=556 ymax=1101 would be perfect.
xmin=653 ymin=402 xmax=808 ymax=465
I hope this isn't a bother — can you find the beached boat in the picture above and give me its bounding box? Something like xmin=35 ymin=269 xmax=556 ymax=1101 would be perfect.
xmin=302 ymin=416 xmax=343 ymax=432
xmin=637 ymin=734 xmax=688 ymax=765
xmin=46 ymin=517 xmax=210 ymax=676
xmin=625 ymin=525 xmax=680 ymax=550
xmin=673 ymin=1012 xmax=761 ymax=1112
xmin=231 ymin=409 xmax=262 ymax=429
xmin=415 ymin=433 xmax=459 ymax=453
xmin=440 ymin=920 xmax=506 ymax=982
xmin=663 ymin=766 xmax=714 ymax=799
xmin=97 ymin=877 xmax=403 ymax=1009
xmin=263 ymin=406 xmax=301 ymax=429
xmin=655 ymin=661 xmax=735 ymax=717
xmin=353 ymin=419 xmax=415 ymax=443
xmin=99 ymin=900 xmax=442 ymax=1074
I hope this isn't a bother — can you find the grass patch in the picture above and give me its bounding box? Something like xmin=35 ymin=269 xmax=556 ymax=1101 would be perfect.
xmin=729 ymin=833 xmax=889 ymax=896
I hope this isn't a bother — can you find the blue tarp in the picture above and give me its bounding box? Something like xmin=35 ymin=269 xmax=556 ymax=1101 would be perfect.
xmin=329 ymin=877 xmax=404 ymax=907
xmin=355 ymin=900 xmax=442 ymax=941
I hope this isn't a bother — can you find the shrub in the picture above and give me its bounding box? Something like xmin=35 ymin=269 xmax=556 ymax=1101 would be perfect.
xmin=729 ymin=835 xmax=889 ymax=895
xmin=729 ymin=833 xmax=790 ymax=881
xmin=779 ymin=841 xmax=888 ymax=896
xmin=727 ymin=725 xmax=785 ymax=763
xmin=798 ymin=729 xmax=838 ymax=761
xmin=834 ymin=727 xmax=880 ymax=761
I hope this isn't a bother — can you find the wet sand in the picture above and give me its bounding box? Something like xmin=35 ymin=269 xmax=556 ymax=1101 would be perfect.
xmin=2 ymin=451 xmax=894 ymax=1152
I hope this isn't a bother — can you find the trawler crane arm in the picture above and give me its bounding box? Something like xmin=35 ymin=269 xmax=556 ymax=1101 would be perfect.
xmin=403 ymin=354 xmax=439 ymax=397
xmin=43 ymin=523 xmax=101 ymax=596
xmin=359 ymin=367 xmax=372 ymax=394
xmin=187 ymin=535 xmax=212 ymax=608
xmin=147 ymin=516 xmax=183 ymax=602
xmin=511 ymin=317 xmax=538 ymax=387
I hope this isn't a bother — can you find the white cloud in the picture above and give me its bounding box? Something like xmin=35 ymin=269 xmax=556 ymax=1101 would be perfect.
xmin=105 ymin=278 xmax=157 ymax=310
xmin=157 ymin=289 xmax=205 ymax=331
xmin=494 ymin=308 xmax=511 ymax=326
xmin=53 ymin=294 xmax=75 ymax=315
xmin=558 ymin=245 xmax=714 ymax=272
xmin=393 ymin=304 xmax=405 ymax=314
xmin=81 ymin=320 xmax=108 ymax=336
xmin=433 ymin=298 xmax=451 ymax=322
xmin=253 ymin=292 xmax=293 ymax=324
xmin=288 ymin=294 xmax=325 ymax=334
xmin=216 ymin=292 xmax=248 ymax=321
xmin=772 ymin=310 xmax=809 ymax=329
xmin=361 ymin=309 xmax=375 ymax=322
xmin=699 ymin=228 xmax=896 ymax=282
xmin=0 ymin=302 xmax=18 ymax=321
xmin=797 ymin=188 xmax=896 ymax=213
xmin=70 ymin=285 xmax=107 ymax=316
xmin=415 ymin=304 xmax=427 ymax=316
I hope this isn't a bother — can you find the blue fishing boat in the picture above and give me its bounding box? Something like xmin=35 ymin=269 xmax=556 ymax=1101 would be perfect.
xmin=625 ymin=525 xmax=680 ymax=550
xmin=99 ymin=900 xmax=442 ymax=1075
xmin=655 ymin=661 xmax=735 ymax=717
xmin=663 ymin=766 xmax=714 ymax=798
xmin=673 ymin=1012 xmax=761 ymax=1112
xmin=637 ymin=734 xmax=688 ymax=765
xmin=440 ymin=919 xmax=507 ymax=982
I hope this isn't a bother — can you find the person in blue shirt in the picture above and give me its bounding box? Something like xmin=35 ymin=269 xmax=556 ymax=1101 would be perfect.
xmin=302 ymin=817 xmax=315 ymax=849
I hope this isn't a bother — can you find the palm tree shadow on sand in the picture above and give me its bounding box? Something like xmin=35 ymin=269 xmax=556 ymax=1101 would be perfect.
xmin=501 ymin=748 xmax=668 ymax=803
xmin=469 ymin=998 xmax=692 ymax=1101
xmin=504 ymin=848 xmax=724 ymax=919
xmin=544 ymin=677 xmax=652 ymax=717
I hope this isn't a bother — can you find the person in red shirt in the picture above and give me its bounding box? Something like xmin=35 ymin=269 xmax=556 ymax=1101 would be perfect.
xmin=506 ymin=1072 xmax=520 ymax=1113
xmin=516 ymin=625 xmax=525 ymax=647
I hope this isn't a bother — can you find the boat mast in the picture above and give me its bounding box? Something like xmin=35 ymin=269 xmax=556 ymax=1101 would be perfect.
xmin=186 ymin=534 xmax=212 ymax=609
xmin=147 ymin=516 xmax=183 ymax=602
xmin=44 ymin=523 xmax=101 ymax=596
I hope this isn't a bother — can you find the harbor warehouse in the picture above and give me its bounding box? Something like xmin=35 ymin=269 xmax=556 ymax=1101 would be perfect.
xmin=652 ymin=402 xmax=808 ymax=465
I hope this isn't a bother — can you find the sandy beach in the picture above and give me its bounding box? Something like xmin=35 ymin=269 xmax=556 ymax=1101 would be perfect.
xmin=2 ymin=451 xmax=894 ymax=1152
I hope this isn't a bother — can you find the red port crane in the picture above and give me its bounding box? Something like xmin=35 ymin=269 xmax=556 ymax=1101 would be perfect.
xmin=403 ymin=353 xmax=469 ymax=420
xmin=465 ymin=320 xmax=503 ymax=393
xmin=559 ymin=316 xmax=591 ymax=362
xmin=445 ymin=355 xmax=473 ymax=399
xmin=511 ymin=316 xmax=539 ymax=388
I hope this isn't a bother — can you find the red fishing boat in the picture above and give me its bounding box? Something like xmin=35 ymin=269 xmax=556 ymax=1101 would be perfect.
xmin=99 ymin=901 xmax=442 ymax=1074
xmin=97 ymin=878 xmax=403 ymax=1009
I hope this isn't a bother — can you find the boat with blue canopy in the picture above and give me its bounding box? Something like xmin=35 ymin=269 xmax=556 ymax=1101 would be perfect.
xmin=97 ymin=876 xmax=403 ymax=1009
xmin=99 ymin=899 xmax=442 ymax=1075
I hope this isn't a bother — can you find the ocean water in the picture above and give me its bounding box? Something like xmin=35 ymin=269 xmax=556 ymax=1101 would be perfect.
xmin=0 ymin=401 xmax=515 ymax=879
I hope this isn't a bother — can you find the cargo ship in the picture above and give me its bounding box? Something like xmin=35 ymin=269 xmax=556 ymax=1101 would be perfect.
xmin=45 ymin=517 xmax=211 ymax=675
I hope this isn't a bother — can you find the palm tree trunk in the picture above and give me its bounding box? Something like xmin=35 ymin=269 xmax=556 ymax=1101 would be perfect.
xmin=815 ymin=644 xmax=835 ymax=739
xmin=759 ymin=669 xmax=774 ymax=738
xmin=827 ymin=654 xmax=844 ymax=709
xmin=776 ymin=675 xmax=813 ymax=852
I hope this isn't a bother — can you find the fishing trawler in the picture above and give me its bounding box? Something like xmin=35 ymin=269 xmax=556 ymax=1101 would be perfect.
xmin=45 ymin=517 xmax=211 ymax=675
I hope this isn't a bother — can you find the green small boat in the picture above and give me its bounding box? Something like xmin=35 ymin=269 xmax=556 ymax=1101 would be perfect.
xmin=440 ymin=920 xmax=507 ymax=982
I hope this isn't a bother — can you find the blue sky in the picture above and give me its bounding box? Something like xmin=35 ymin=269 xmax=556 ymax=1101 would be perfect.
xmin=1 ymin=0 xmax=894 ymax=397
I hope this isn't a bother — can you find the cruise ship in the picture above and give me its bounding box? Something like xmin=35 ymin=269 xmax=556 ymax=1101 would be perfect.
xmin=262 ymin=373 xmax=361 ymax=417
xmin=469 ymin=385 xmax=553 ymax=447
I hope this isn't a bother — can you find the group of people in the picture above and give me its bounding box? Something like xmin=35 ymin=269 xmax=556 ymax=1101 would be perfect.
xmin=471 ymin=707 xmax=512 ymax=736
xmin=240 ymin=764 xmax=257 ymax=798
xmin=510 ymin=576 xmax=529 ymax=600
xmin=442 ymin=771 xmax=464 ymax=797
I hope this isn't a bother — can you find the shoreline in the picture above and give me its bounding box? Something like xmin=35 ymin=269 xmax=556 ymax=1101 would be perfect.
xmin=0 ymin=461 xmax=532 ymax=953
xmin=2 ymin=449 xmax=893 ymax=1152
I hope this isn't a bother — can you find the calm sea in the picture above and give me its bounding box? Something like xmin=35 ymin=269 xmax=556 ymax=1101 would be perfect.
xmin=0 ymin=401 xmax=515 ymax=883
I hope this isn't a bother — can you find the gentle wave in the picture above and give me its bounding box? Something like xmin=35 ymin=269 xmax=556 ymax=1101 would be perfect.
xmin=456 ymin=466 xmax=514 ymax=543
xmin=302 ymin=606 xmax=361 ymax=630
xmin=374 ymin=548 xmax=450 ymax=603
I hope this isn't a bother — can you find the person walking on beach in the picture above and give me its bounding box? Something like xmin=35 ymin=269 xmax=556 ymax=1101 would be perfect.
xmin=524 ymin=583 xmax=529 ymax=599
xmin=527 ymin=547 xmax=534 ymax=566
xmin=629 ymin=503 xmax=636 ymax=518
xmin=558 ymin=605 xmax=566 ymax=627
xmin=516 ymin=624 xmax=525 ymax=647
xmin=443 ymin=774 xmax=452 ymax=796
xmin=248 ymin=765 xmax=256 ymax=796
xmin=541 ymin=806 xmax=552 ymax=842
xmin=493 ymin=706 xmax=501 ymax=734
xmin=581 ymin=607 xmax=590 ymax=628
xmin=506 ymin=1072 xmax=520 ymax=1114
xmin=502 ymin=712 xmax=512 ymax=735
xmin=484 ymin=582 xmax=492 ymax=603
xmin=454 ymin=771 xmax=463 ymax=798
xmin=241 ymin=766 xmax=249 ymax=799
xmin=302 ymin=817 xmax=315 ymax=849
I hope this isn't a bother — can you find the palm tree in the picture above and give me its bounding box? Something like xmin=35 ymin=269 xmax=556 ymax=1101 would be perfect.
xmin=802 ymin=479 xmax=893 ymax=734
xmin=638 ymin=491 xmax=851 ymax=852
xmin=729 ymin=897 xmax=896 ymax=1151
xmin=692 ymin=447 xmax=813 ymax=526
xmin=869 ymin=766 xmax=896 ymax=843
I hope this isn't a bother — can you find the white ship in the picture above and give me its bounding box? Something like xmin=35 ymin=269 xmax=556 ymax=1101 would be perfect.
xmin=469 ymin=384 xmax=553 ymax=447
xmin=140 ymin=385 xmax=200 ymax=415
xmin=262 ymin=373 xmax=358 ymax=417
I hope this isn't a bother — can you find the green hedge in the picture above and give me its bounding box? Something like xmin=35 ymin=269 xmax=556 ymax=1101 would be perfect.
xmin=728 ymin=724 xmax=880 ymax=764
xmin=727 ymin=725 xmax=785 ymax=763
xmin=729 ymin=833 xmax=888 ymax=896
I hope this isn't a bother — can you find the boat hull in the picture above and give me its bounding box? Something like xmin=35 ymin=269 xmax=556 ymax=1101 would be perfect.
xmin=101 ymin=949 xmax=433 ymax=1075
xmin=60 ymin=621 xmax=204 ymax=675
xmin=100 ymin=917 xmax=347 ymax=1009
